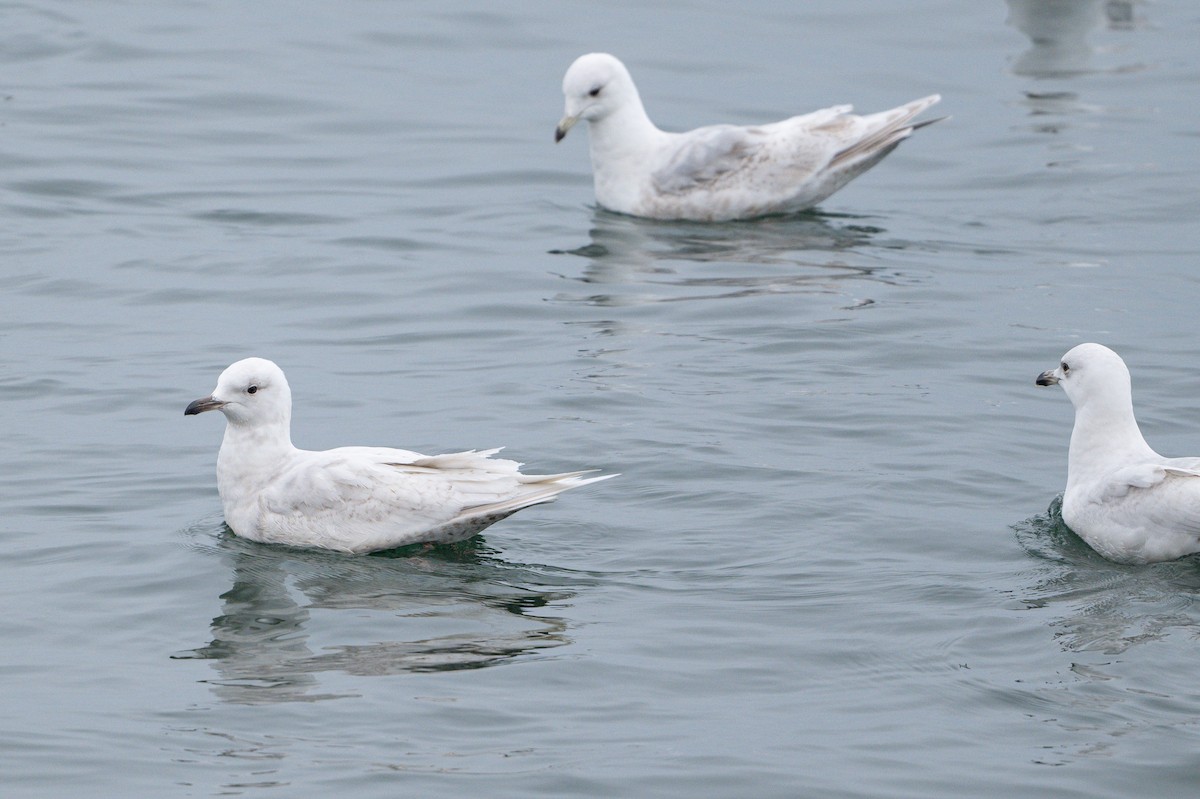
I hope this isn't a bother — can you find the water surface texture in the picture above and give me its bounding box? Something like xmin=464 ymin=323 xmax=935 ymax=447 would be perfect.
xmin=4 ymin=1 xmax=1200 ymax=797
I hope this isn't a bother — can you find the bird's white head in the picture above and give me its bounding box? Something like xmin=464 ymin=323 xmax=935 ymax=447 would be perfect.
xmin=1036 ymin=342 xmax=1133 ymax=413
xmin=185 ymin=357 xmax=292 ymax=428
xmin=556 ymin=52 xmax=640 ymax=142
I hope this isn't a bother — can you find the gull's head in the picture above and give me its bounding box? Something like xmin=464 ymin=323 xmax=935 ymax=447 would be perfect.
xmin=556 ymin=52 xmax=638 ymax=142
xmin=185 ymin=357 xmax=292 ymax=427
xmin=1037 ymin=343 xmax=1132 ymax=411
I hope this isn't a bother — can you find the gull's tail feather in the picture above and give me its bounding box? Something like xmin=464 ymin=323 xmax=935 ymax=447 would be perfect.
xmin=909 ymin=114 xmax=949 ymax=132
xmin=829 ymin=94 xmax=942 ymax=170
xmin=468 ymin=471 xmax=617 ymax=516
xmin=420 ymin=472 xmax=618 ymax=544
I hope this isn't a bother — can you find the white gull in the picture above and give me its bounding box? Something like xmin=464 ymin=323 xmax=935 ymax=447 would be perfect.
xmin=554 ymin=52 xmax=943 ymax=222
xmin=1037 ymin=343 xmax=1200 ymax=564
xmin=185 ymin=357 xmax=614 ymax=553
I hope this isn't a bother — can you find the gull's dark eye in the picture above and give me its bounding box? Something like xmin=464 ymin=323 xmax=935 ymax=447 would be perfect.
xmin=247 ymin=385 xmax=259 ymax=395
xmin=588 ymin=86 xmax=602 ymax=98
xmin=1061 ymin=362 xmax=1070 ymax=374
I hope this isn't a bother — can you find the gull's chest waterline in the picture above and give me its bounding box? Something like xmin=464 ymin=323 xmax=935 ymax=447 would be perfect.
xmin=587 ymin=111 xmax=668 ymax=215
xmin=215 ymin=422 xmax=294 ymax=539
xmin=1061 ymin=403 xmax=1173 ymax=562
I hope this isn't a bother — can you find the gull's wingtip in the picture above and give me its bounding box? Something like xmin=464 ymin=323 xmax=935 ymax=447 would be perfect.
xmin=542 ymin=469 xmax=620 ymax=487
xmin=573 ymin=471 xmax=619 ymax=487
xmin=911 ymin=114 xmax=949 ymax=131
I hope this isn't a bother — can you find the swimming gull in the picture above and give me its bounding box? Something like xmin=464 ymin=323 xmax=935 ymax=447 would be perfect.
xmin=1037 ymin=342 xmax=1200 ymax=564
xmin=185 ymin=357 xmax=615 ymax=553
xmin=554 ymin=52 xmax=943 ymax=221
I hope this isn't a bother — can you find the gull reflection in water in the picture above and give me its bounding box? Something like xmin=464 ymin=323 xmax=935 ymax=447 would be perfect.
xmin=1005 ymin=0 xmax=1143 ymax=79
xmin=1003 ymin=1 xmax=1148 ymax=166
xmin=1011 ymin=498 xmax=1200 ymax=766
xmin=549 ymin=209 xmax=922 ymax=308
xmin=1012 ymin=496 xmax=1200 ymax=656
xmin=174 ymin=530 xmax=577 ymax=704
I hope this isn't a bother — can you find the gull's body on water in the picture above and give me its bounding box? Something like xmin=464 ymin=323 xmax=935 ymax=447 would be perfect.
xmin=554 ymin=52 xmax=942 ymax=222
xmin=1037 ymin=343 xmax=1200 ymax=564
xmin=185 ymin=358 xmax=613 ymax=553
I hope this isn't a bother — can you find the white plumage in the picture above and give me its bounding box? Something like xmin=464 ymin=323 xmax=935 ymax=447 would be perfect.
xmin=185 ymin=358 xmax=614 ymax=553
xmin=554 ymin=52 xmax=943 ymax=222
xmin=1037 ymin=343 xmax=1200 ymax=564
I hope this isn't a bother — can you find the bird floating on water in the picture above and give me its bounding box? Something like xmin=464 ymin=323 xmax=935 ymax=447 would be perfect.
xmin=555 ymin=52 xmax=943 ymax=222
xmin=185 ymin=357 xmax=614 ymax=553
xmin=1037 ymin=342 xmax=1200 ymax=564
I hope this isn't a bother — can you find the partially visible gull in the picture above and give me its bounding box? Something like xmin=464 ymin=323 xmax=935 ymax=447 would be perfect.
xmin=1037 ymin=343 xmax=1200 ymax=564
xmin=185 ymin=357 xmax=614 ymax=553
xmin=555 ymin=52 xmax=943 ymax=221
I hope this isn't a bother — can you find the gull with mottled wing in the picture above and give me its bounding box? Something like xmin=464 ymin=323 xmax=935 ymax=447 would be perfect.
xmin=555 ymin=53 xmax=943 ymax=222
xmin=185 ymin=358 xmax=614 ymax=553
xmin=1037 ymin=343 xmax=1200 ymax=564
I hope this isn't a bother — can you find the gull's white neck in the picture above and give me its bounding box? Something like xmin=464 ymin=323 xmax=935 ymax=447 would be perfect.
xmin=216 ymin=418 xmax=296 ymax=506
xmin=588 ymin=97 xmax=668 ymax=210
xmin=1066 ymin=388 xmax=1158 ymax=489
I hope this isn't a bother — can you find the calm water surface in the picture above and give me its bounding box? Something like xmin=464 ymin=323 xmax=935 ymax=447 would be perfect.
xmin=3 ymin=1 xmax=1200 ymax=797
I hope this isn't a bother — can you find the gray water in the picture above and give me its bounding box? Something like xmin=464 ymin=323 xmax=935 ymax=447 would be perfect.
xmin=3 ymin=1 xmax=1200 ymax=796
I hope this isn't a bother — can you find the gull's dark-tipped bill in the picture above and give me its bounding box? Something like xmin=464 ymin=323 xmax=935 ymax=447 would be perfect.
xmin=184 ymin=396 xmax=225 ymax=416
